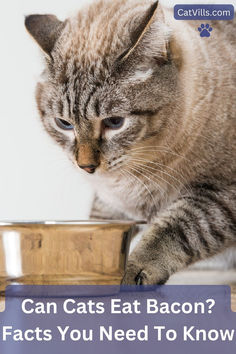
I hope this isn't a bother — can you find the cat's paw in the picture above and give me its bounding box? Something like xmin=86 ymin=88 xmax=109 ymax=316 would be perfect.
xmin=122 ymin=256 xmax=169 ymax=285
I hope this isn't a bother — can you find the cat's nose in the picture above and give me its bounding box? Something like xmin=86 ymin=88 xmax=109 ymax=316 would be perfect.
xmin=77 ymin=143 xmax=100 ymax=174
xmin=78 ymin=164 xmax=99 ymax=174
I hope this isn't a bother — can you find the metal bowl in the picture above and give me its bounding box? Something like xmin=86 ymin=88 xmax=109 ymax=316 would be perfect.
xmin=0 ymin=220 xmax=137 ymax=291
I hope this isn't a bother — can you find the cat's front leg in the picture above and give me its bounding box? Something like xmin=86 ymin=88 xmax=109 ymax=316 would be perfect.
xmin=122 ymin=182 xmax=236 ymax=285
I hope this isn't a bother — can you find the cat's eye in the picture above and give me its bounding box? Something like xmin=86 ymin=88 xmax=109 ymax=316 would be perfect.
xmin=55 ymin=118 xmax=74 ymax=130
xmin=103 ymin=117 xmax=125 ymax=130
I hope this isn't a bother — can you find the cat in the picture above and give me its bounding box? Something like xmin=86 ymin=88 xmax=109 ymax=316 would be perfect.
xmin=25 ymin=0 xmax=236 ymax=285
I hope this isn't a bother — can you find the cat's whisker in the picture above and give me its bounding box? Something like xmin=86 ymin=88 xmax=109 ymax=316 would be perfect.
xmin=129 ymin=161 xmax=179 ymax=198
xmin=130 ymin=144 xmax=179 ymax=151
xmin=130 ymin=147 xmax=192 ymax=163
xmin=123 ymin=167 xmax=158 ymax=211
xmin=130 ymin=157 xmax=190 ymax=194
xmin=131 ymin=145 xmax=176 ymax=152
xmin=130 ymin=137 xmax=214 ymax=161
xmin=129 ymin=165 xmax=162 ymax=198
xmin=120 ymin=167 xmax=137 ymax=192
xmin=133 ymin=153 xmax=188 ymax=182
xmin=119 ymin=169 xmax=141 ymax=211
xmin=129 ymin=163 xmax=169 ymax=207
xmin=130 ymin=153 xmax=192 ymax=193
xmin=134 ymin=149 xmax=193 ymax=164
xmin=128 ymin=162 xmax=166 ymax=198
xmin=121 ymin=172 xmax=147 ymax=210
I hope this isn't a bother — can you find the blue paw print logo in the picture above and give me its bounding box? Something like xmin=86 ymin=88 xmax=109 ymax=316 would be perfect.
xmin=198 ymin=24 xmax=213 ymax=37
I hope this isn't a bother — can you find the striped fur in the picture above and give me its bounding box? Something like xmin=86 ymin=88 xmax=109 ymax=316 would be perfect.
xmin=25 ymin=0 xmax=236 ymax=284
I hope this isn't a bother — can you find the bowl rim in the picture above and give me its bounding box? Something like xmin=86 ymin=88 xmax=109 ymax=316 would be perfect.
xmin=0 ymin=220 xmax=146 ymax=226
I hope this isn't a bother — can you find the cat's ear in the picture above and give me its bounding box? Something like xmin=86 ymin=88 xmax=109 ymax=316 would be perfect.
xmin=118 ymin=1 xmax=171 ymax=67
xmin=25 ymin=14 xmax=65 ymax=56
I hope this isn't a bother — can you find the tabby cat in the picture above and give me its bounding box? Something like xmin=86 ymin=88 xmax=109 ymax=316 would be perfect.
xmin=25 ymin=0 xmax=236 ymax=284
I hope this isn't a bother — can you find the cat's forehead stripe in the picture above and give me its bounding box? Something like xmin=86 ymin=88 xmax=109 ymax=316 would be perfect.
xmin=94 ymin=98 xmax=100 ymax=117
xmin=83 ymin=85 xmax=100 ymax=120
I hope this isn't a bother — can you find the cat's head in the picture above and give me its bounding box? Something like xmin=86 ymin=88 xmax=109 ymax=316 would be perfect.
xmin=25 ymin=0 xmax=179 ymax=176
